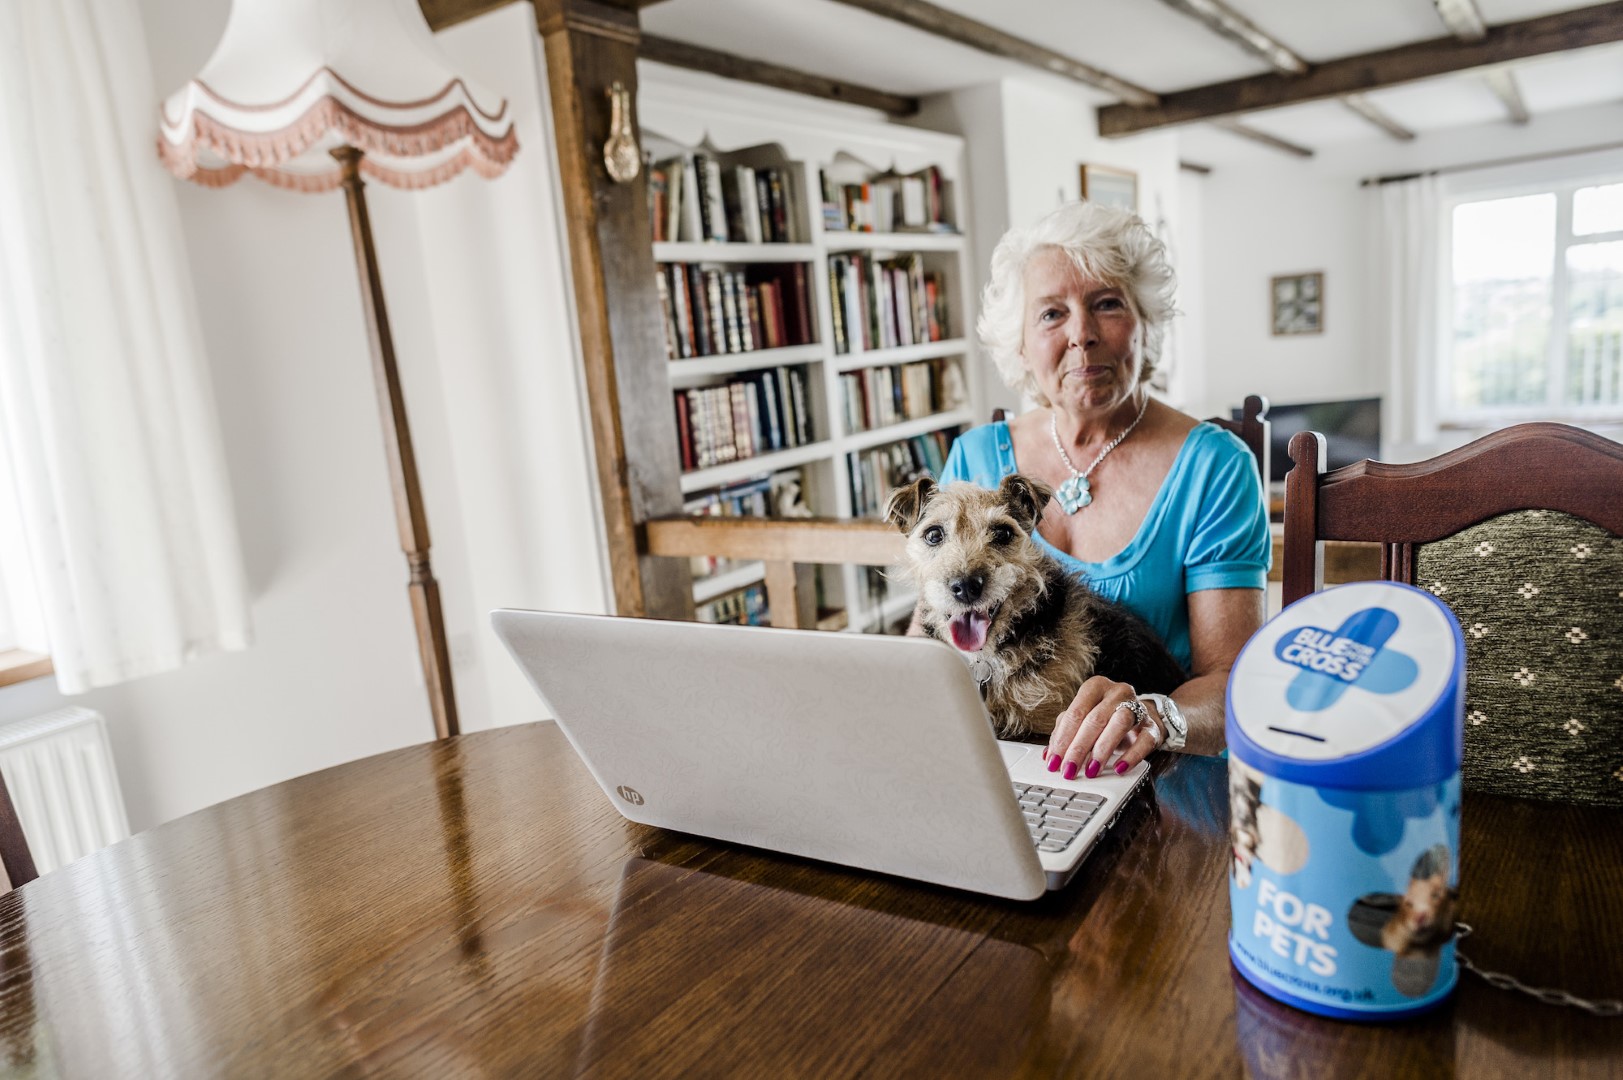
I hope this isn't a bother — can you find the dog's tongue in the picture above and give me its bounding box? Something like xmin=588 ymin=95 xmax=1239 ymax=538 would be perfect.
xmin=950 ymin=611 xmax=990 ymax=652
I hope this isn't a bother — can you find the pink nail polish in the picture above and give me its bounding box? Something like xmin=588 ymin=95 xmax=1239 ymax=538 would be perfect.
xmin=1047 ymin=754 xmax=1061 ymax=773
xmin=1083 ymin=759 xmax=1101 ymax=780
xmin=1062 ymin=760 xmax=1078 ymax=781
xmin=1041 ymin=747 xmax=1049 ymax=761
xmin=1115 ymin=760 xmax=1130 ymax=775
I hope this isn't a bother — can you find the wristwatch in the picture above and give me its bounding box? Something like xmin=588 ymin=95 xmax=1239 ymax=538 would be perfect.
xmin=1138 ymin=693 xmax=1188 ymax=752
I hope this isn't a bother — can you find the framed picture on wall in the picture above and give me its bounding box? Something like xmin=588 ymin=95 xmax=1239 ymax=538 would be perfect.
xmin=1079 ymin=164 xmax=1138 ymax=213
xmin=1271 ymin=271 xmax=1324 ymax=335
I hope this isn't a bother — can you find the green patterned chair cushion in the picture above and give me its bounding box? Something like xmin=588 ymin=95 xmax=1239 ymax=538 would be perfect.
xmin=1416 ymin=511 xmax=1623 ymax=807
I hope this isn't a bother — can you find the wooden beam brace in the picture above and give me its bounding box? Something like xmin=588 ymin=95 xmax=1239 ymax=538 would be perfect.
xmin=1179 ymin=160 xmax=1214 ymax=175
xmin=639 ymin=34 xmax=919 ymax=116
xmin=1100 ymin=1 xmax=1623 ymax=135
xmin=1482 ymin=66 xmax=1532 ymax=123
xmin=533 ymin=0 xmax=693 ymax=619
xmin=1210 ymin=118 xmax=1314 ymax=158
xmin=824 ymin=0 xmax=1159 ymax=106
xmin=1341 ymin=93 xmax=1417 ymax=141
xmin=1157 ymin=0 xmax=1308 ymax=75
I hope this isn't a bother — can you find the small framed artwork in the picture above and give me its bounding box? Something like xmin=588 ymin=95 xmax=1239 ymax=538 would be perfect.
xmin=1271 ymin=271 xmax=1325 ymax=336
xmin=1079 ymin=164 xmax=1138 ymax=213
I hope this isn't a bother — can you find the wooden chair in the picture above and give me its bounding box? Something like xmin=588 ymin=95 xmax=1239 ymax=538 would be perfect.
xmin=1281 ymin=422 xmax=1623 ymax=806
xmin=992 ymin=393 xmax=1271 ymax=484
xmin=0 ymin=771 xmax=38 ymax=889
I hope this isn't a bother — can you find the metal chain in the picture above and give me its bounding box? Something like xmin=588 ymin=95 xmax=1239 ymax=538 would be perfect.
xmin=1454 ymin=923 xmax=1623 ymax=1017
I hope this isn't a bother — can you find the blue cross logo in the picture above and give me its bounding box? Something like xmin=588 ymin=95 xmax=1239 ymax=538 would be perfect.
xmin=1273 ymin=607 xmax=1419 ymax=711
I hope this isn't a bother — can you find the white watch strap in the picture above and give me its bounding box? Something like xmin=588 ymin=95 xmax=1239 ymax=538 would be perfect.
xmin=1139 ymin=693 xmax=1187 ymax=751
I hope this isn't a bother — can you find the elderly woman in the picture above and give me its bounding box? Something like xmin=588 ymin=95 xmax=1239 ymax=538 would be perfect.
xmin=939 ymin=201 xmax=1268 ymax=771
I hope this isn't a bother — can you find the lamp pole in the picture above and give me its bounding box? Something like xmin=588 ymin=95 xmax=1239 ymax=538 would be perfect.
xmin=332 ymin=146 xmax=459 ymax=740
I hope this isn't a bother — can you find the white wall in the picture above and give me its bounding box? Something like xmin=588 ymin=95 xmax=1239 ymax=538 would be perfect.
xmin=0 ymin=2 xmax=603 ymax=833
xmin=1193 ymin=99 xmax=1623 ymax=452
xmin=914 ymin=79 xmax=1193 ymax=415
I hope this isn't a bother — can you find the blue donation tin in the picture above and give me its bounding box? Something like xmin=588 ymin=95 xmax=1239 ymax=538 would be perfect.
xmin=1226 ymin=581 xmax=1464 ymax=1020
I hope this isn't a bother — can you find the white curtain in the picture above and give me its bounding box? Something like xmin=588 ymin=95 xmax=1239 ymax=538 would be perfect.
xmin=0 ymin=0 xmax=251 ymax=692
xmin=1375 ymin=174 xmax=1444 ymax=458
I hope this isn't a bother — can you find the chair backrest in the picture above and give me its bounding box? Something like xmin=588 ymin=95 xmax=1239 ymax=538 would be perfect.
xmin=989 ymin=394 xmax=1272 ymax=486
xmin=0 ymin=771 xmax=37 ymax=889
xmin=1281 ymin=422 xmax=1623 ymax=806
xmin=1203 ymin=394 xmax=1270 ymax=489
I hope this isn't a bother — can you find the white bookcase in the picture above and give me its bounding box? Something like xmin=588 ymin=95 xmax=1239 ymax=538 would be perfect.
xmin=640 ymin=70 xmax=978 ymax=632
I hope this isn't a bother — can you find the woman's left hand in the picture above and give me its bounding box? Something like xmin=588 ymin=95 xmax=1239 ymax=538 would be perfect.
xmin=1043 ymin=675 xmax=1161 ymax=780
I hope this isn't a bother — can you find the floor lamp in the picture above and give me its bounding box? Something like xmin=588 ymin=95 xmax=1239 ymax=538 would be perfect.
xmin=158 ymin=0 xmax=518 ymax=740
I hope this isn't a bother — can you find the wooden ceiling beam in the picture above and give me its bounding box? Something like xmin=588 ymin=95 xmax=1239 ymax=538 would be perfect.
xmin=638 ymin=35 xmax=919 ymax=116
xmin=1433 ymin=0 xmax=1488 ymax=41
xmin=1482 ymin=67 xmax=1532 ymax=124
xmin=1100 ymin=1 xmax=1623 ymax=135
xmin=1210 ymin=118 xmax=1314 ymax=158
xmin=823 ymin=0 xmax=1159 ymax=106
xmin=1341 ymin=93 xmax=1417 ymax=141
xmin=1434 ymin=0 xmax=1534 ymax=126
xmin=1157 ymin=0 xmax=1307 ymax=75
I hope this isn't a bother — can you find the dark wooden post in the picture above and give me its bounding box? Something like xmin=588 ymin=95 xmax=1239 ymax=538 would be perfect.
xmin=333 ymin=147 xmax=460 ymax=740
xmin=533 ymin=0 xmax=693 ymax=620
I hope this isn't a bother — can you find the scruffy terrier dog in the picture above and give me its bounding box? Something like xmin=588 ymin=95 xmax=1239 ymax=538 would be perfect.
xmin=886 ymin=474 xmax=1185 ymax=739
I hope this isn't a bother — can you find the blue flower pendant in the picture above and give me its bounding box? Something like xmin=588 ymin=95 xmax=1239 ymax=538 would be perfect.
xmin=1056 ymin=474 xmax=1091 ymax=514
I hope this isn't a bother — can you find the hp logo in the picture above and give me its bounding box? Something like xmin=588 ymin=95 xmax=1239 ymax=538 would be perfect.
xmin=615 ymin=785 xmax=645 ymax=806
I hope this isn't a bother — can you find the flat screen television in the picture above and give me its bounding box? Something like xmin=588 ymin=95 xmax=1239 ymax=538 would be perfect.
xmin=1233 ymin=397 xmax=1382 ymax=485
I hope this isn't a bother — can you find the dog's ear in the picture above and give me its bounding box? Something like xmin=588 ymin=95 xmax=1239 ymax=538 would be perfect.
xmin=997 ymin=474 xmax=1052 ymax=533
xmin=884 ymin=477 xmax=936 ymax=534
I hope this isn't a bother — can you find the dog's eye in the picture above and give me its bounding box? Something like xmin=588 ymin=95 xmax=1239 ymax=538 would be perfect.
xmin=990 ymin=524 xmax=1014 ymax=545
xmin=922 ymin=525 xmax=945 ymax=546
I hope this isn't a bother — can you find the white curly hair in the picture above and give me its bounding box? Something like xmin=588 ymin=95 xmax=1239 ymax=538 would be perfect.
xmin=976 ymin=202 xmax=1177 ymax=407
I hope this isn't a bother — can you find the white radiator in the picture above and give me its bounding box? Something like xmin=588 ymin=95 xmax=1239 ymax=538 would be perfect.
xmin=0 ymin=706 xmax=131 ymax=875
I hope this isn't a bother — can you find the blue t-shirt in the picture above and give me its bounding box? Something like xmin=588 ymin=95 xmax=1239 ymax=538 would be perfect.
xmin=938 ymin=420 xmax=1270 ymax=671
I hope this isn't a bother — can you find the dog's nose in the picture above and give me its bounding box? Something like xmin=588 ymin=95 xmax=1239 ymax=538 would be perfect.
xmin=949 ymin=574 xmax=984 ymax=603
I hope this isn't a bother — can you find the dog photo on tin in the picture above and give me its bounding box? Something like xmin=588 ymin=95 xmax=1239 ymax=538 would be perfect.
xmin=886 ymin=474 xmax=1185 ymax=739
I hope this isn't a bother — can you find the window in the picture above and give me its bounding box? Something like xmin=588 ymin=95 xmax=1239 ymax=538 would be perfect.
xmin=1444 ymin=179 xmax=1623 ymax=423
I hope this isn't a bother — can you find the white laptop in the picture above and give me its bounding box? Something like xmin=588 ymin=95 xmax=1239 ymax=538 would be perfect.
xmin=491 ymin=609 xmax=1151 ymax=900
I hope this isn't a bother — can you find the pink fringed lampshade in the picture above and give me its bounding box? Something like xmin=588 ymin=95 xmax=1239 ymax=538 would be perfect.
xmin=158 ymin=0 xmax=518 ymax=192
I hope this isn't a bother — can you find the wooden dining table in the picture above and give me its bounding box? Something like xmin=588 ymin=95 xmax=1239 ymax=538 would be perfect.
xmin=0 ymin=721 xmax=1617 ymax=1078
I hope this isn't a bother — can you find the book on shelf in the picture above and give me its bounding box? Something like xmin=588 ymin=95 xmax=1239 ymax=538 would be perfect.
xmin=647 ymin=153 xmax=799 ymax=244
xmin=838 ymin=358 xmax=956 ymax=433
xmin=820 ymin=165 xmax=954 ymax=234
xmin=847 ymin=426 xmax=962 ymax=518
xmin=674 ymin=367 xmax=814 ymax=470
xmin=696 ymin=582 xmax=769 ymax=626
xmin=658 ymin=263 xmax=814 ymax=360
xmin=685 ymin=467 xmax=813 ymax=579
xmin=827 ymin=253 xmax=947 ymax=354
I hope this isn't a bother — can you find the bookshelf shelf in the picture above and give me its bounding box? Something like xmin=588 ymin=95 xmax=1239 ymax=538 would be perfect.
xmin=844 ymin=588 xmax=919 ymax=633
xmin=653 ymin=241 xmax=818 ymax=263
xmin=844 ymin=409 xmax=975 ymax=454
xmin=666 ymin=344 xmax=824 ymax=384
xmin=833 ymin=338 xmax=968 ymax=373
xmin=641 ymin=73 xmax=976 ymax=630
xmin=692 ymin=560 xmax=766 ymax=604
xmin=679 ymin=440 xmax=834 ymax=494
xmin=824 ymin=231 xmax=964 ymax=253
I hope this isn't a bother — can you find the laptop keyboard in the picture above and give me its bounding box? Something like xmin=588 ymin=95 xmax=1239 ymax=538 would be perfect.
xmin=1013 ymin=783 xmax=1107 ymax=853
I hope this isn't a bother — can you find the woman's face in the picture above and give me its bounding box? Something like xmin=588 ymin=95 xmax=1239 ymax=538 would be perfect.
xmin=1019 ymin=246 xmax=1140 ymax=416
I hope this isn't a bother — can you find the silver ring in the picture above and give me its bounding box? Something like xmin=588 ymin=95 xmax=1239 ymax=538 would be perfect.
xmin=1112 ymin=699 xmax=1149 ymax=728
xmin=1112 ymin=699 xmax=1163 ymax=747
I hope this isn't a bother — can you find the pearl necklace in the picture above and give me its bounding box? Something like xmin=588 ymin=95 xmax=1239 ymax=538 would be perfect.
xmin=1049 ymin=396 xmax=1150 ymax=514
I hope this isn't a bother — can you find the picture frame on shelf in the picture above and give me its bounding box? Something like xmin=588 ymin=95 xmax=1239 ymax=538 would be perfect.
xmin=1270 ymin=271 xmax=1324 ymax=336
xmin=1079 ymin=164 xmax=1137 ymax=213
